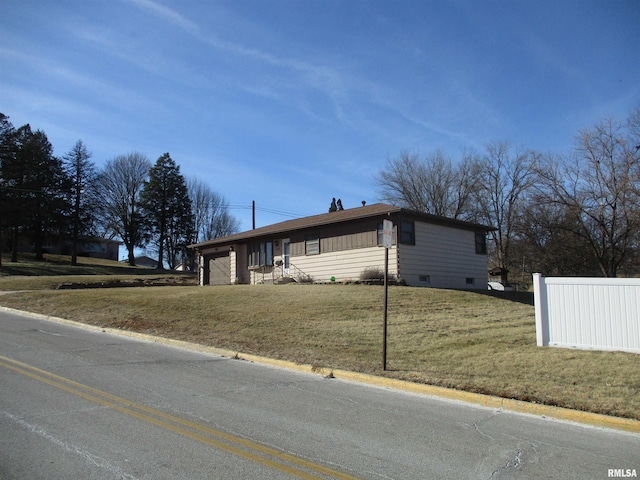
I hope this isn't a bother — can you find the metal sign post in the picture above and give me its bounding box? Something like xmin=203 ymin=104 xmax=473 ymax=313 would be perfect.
xmin=382 ymin=219 xmax=393 ymax=371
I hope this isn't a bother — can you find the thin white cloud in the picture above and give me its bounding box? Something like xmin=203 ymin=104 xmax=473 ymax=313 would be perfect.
xmin=1 ymin=47 xmax=163 ymax=116
xmin=1 ymin=84 xmax=97 ymax=122
xmin=120 ymin=0 xmax=360 ymax=122
xmin=122 ymin=0 xmax=439 ymax=152
xmin=104 ymin=1 xmax=504 ymax=156
xmin=124 ymin=0 xmax=200 ymax=35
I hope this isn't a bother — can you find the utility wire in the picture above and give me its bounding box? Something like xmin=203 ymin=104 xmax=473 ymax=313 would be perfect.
xmin=226 ymin=203 xmax=305 ymax=219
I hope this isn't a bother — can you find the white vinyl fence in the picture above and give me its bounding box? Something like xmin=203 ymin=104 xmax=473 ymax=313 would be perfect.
xmin=533 ymin=273 xmax=640 ymax=354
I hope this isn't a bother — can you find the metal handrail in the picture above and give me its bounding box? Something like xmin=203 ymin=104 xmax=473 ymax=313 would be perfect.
xmin=270 ymin=261 xmax=313 ymax=283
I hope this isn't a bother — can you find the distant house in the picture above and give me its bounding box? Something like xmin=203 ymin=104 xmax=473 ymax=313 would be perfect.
xmin=22 ymin=236 xmax=120 ymax=261
xmin=190 ymin=203 xmax=493 ymax=289
xmin=174 ymin=262 xmax=192 ymax=272
xmin=131 ymin=255 xmax=159 ymax=269
xmin=71 ymin=237 xmax=121 ymax=262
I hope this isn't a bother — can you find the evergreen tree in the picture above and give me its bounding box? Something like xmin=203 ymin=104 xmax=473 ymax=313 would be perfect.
xmin=63 ymin=140 xmax=98 ymax=265
xmin=141 ymin=153 xmax=194 ymax=269
xmin=2 ymin=124 xmax=70 ymax=261
xmin=0 ymin=113 xmax=17 ymax=266
xmin=329 ymin=197 xmax=337 ymax=212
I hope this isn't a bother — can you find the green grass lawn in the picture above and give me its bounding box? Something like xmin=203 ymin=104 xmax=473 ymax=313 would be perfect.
xmin=0 ymin=264 xmax=638 ymax=420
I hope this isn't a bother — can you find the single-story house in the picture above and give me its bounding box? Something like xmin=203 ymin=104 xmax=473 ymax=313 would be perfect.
xmin=21 ymin=236 xmax=120 ymax=261
xmin=190 ymin=203 xmax=494 ymax=289
xmin=69 ymin=237 xmax=121 ymax=261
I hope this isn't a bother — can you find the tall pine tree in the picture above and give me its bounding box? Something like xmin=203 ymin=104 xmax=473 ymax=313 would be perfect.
xmin=2 ymin=124 xmax=69 ymax=261
xmin=141 ymin=153 xmax=194 ymax=269
xmin=63 ymin=140 xmax=97 ymax=265
xmin=0 ymin=114 xmax=17 ymax=266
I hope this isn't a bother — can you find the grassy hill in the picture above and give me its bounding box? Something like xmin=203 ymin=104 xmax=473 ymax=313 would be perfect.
xmin=0 ymin=253 xmax=196 ymax=290
xmin=0 ymin=254 xmax=638 ymax=421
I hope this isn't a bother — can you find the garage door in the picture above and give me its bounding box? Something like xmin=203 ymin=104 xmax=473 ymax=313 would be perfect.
xmin=209 ymin=254 xmax=230 ymax=285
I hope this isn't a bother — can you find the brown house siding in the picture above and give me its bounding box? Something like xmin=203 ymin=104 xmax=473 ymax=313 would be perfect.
xmin=289 ymin=219 xmax=378 ymax=257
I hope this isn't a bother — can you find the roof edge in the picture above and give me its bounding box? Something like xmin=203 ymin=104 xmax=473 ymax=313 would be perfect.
xmin=189 ymin=203 xmax=494 ymax=249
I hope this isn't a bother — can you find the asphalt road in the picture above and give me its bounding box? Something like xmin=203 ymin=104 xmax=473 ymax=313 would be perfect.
xmin=1 ymin=309 xmax=638 ymax=479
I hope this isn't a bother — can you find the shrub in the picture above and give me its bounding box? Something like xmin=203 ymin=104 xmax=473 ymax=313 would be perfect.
xmin=359 ymin=267 xmax=396 ymax=284
xmin=297 ymin=274 xmax=314 ymax=284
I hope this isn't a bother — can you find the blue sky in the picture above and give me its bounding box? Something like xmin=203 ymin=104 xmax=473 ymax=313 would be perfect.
xmin=2 ymin=0 xmax=639 ymax=233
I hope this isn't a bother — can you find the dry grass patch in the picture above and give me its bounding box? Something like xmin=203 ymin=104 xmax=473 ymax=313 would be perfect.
xmin=0 ymin=284 xmax=638 ymax=420
xmin=0 ymin=254 xmax=196 ymax=290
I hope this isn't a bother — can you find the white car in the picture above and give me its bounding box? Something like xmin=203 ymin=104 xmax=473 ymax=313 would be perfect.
xmin=488 ymin=281 xmax=514 ymax=291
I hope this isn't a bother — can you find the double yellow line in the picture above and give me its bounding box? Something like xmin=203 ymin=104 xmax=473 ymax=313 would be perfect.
xmin=0 ymin=355 xmax=361 ymax=480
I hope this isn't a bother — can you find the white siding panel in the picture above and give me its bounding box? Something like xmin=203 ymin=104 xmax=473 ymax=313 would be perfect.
xmin=230 ymin=250 xmax=237 ymax=284
xmin=249 ymin=266 xmax=277 ymax=284
xmin=398 ymin=222 xmax=487 ymax=288
xmin=292 ymin=246 xmax=398 ymax=283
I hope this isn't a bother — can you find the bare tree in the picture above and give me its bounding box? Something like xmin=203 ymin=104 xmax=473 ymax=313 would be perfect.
xmin=513 ymin=197 xmax=601 ymax=277
xmin=628 ymin=108 xmax=640 ymax=145
xmin=188 ymin=177 xmax=239 ymax=243
xmin=628 ymin=108 xmax=640 ymax=198
xmin=536 ymin=115 xmax=640 ymax=277
xmin=97 ymin=152 xmax=151 ymax=266
xmin=474 ymin=141 xmax=539 ymax=284
xmin=376 ymin=149 xmax=480 ymax=220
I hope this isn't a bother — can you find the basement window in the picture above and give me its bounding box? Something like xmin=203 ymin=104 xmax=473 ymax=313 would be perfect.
xmin=419 ymin=275 xmax=430 ymax=284
xmin=466 ymin=277 xmax=475 ymax=285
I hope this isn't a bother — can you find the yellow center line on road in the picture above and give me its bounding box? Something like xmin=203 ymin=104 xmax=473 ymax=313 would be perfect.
xmin=0 ymin=355 xmax=362 ymax=480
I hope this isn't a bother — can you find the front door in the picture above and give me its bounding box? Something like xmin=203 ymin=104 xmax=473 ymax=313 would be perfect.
xmin=282 ymin=239 xmax=290 ymax=276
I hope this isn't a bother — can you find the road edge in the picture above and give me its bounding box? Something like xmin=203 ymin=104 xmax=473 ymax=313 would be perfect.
xmin=3 ymin=306 xmax=639 ymax=435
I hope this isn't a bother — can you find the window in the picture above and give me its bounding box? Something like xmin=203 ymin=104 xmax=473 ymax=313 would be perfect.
xmin=400 ymin=220 xmax=415 ymax=245
xmin=248 ymin=244 xmax=257 ymax=267
xmin=265 ymin=241 xmax=273 ymax=265
xmin=466 ymin=277 xmax=475 ymax=285
xmin=419 ymin=275 xmax=430 ymax=284
xmin=305 ymin=235 xmax=320 ymax=255
xmin=475 ymin=232 xmax=487 ymax=254
xmin=248 ymin=241 xmax=273 ymax=267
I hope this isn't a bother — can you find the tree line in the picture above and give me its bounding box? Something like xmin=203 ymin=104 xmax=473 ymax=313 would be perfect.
xmin=377 ymin=108 xmax=640 ymax=282
xmin=3 ymin=108 xmax=638 ymax=281
xmin=0 ymin=112 xmax=239 ymax=269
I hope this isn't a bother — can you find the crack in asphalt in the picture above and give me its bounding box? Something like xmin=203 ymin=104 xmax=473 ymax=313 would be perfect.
xmin=488 ymin=450 xmax=524 ymax=479
xmin=469 ymin=410 xmax=501 ymax=439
